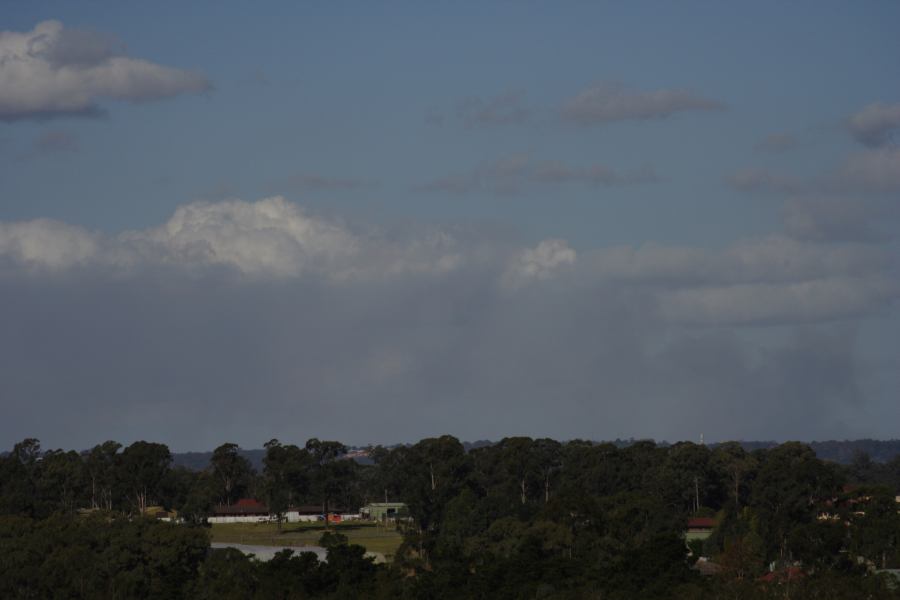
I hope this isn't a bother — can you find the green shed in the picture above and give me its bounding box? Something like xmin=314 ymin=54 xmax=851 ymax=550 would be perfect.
xmin=361 ymin=502 xmax=408 ymax=521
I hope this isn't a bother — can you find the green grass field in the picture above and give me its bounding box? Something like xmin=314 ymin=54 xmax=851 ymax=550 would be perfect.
xmin=209 ymin=521 xmax=404 ymax=559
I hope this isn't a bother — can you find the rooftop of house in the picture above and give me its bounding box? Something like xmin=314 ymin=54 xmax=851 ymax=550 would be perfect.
xmin=290 ymin=505 xmax=350 ymax=514
xmin=235 ymin=498 xmax=264 ymax=508
xmin=687 ymin=517 xmax=716 ymax=529
xmin=214 ymin=498 xmax=269 ymax=515
xmin=759 ymin=566 xmax=804 ymax=583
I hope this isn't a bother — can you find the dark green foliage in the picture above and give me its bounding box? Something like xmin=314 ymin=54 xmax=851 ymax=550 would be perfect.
xmin=306 ymin=439 xmax=357 ymax=523
xmin=84 ymin=441 xmax=121 ymax=511
xmin=2 ymin=436 xmax=900 ymax=598
xmin=262 ymin=439 xmax=312 ymax=529
xmin=192 ymin=548 xmax=258 ymax=599
xmin=845 ymin=486 xmax=900 ymax=569
xmin=749 ymin=442 xmax=843 ymax=560
xmin=0 ymin=514 xmax=208 ymax=599
xmin=210 ymin=443 xmax=254 ymax=507
xmin=119 ymin=441 xmax=173 ymax=514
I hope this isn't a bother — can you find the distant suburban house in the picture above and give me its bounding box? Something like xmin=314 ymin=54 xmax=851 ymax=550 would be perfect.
xmin=361 ymin=502 xmax=408 ymax=521
xmin=817 ymin=486 xmax=900 ymax=522
xmin=208 ymin=499 xmax=360 ymax=524
xmin=285 ymin=505 xmax=356 ymax=523
xmin=208 ymin=498 xmax=271 ymax=523
xmin=685 ymin=517 xmax=716 ymax=542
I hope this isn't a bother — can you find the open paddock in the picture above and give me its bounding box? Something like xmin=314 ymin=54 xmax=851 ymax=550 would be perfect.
xmin=209 ymin=520 xmax=404 ymax=560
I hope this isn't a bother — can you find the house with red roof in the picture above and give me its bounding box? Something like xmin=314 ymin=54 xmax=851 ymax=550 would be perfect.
xmin=685 ymin=516 xmax=716 ymax=542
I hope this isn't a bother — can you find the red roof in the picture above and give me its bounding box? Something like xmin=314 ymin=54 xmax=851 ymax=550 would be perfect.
xmin=687 ymin=517 xmax=716 ymax=529
xmin=759 ymin=567 xmax=804 ymax=583
xmin=214 ymin=498 xmax=269 ymax=516
xmin=236 ymin=498 xmax=265 ymax=508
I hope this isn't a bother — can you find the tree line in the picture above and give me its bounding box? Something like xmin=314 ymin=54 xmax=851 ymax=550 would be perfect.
xmin=2 ymin=435 xmax=900 ymax=598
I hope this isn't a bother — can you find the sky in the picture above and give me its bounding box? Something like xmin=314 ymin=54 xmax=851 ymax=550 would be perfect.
xmin=1 ymin=2 xmax=899 ymax=451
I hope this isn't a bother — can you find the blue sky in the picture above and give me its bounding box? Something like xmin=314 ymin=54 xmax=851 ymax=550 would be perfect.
xmin=1 ymin=2 xmax=899 ymax=450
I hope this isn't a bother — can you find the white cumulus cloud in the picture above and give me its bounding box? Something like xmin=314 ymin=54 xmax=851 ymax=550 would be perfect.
xmin=0 ymin=218 xmax=99 ymax=269
xmin=0 ymin=199 xmax=896 ymax=327
xmin=503 ymin=239 xmax=576 ymax=287
xmin=0 ymin=20 xmax=211 ymax=121
xmin=0 ymin=197 xmax=471 ymax=281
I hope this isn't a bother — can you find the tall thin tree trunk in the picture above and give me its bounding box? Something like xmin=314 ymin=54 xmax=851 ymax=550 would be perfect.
xmin=694 ymin=476 xmax=700 ymax=513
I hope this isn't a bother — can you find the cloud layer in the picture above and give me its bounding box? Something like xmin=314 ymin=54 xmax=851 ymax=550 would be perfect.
xmin=562 ymin=84 xmax=725 ymax=125
xmin=0 ymin=197 xmax=479 ymax=281
xmin=848 ymin=102 xmax=900 ymax=147
xmin=418 ymin=155 xmax=659 ymax=195
xmin=729 ymin=145 xmax=900 ymax=200
xmin=456 ymin=90 xmax=530 ymax=128
xmin=1 ymin=197 xmax=895 ymax=325
xmin=0 ymin=20 xmax=211 ymax=121
xmin=1 ymin=197 xmax=897 ymax=449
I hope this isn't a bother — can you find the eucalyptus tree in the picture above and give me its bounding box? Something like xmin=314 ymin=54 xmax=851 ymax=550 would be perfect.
xmin=712 ymin=441 xmax=757 ymax=512
xmin=0 ymin=438 xmax=43 ymax=516
xmin=533 ymin=438 xmax=562 ymax=504
xmin=209 ymin=443 xmax=254 ymax=506
xmin=305 ymin=438 xmax=350 ymax=527
xmin=262 ymin=439 xmax=310 ymax=530
xmin=749 ymin=442 xmax=843 ymax=561
xmin=84 ymin=440 xmax=121 ymax=510
xmin=37 ymin=449 xmax=87 ymax=515
xmin=394 ymin=435 xmax=473 ymax=566
xmin=118 ymin=441 xmax=172 ymax=514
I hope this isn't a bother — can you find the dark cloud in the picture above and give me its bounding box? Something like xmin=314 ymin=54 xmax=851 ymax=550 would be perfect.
xmin=239 ymin=69 xmax=271 ymax=87
xmin=424 ymin=107 xmax=445 ymax=126
xmin=14 ymin=129 xmax=82 ymax=160
xmin=781 ymin=196 xmax=896 ymax=243
xmin=729 ymin=147 xmax=900 ymax=196
xmin=456 ymin=90 xmax=530 ymax=128
xmin=562 ymin=83 xmax=725 ymax=125
xmin=848 ymin=102 xmax=900 ymax=147
xmin=0 ymin=20 xmax=211 ymax=122
xmin=725 ymin=168 xmax=801 ymax=194
xmin=755 ymin=132 xmax=798 ymax=153
xmin=276 ymin=174 xmax=374 ymax=194
xmin=33 ymin=129 xmax=79 ymax=154
xmin=31 ymin=26 xmax=126 ymax=68
xmin=836 ymin=147 xmax=900 ymax=193
xmin=0 ymin=264 xmax=881 ymax=450
xmin=1 ymin=197 xmax=897 ymax=449
xmin=417 ymin=155 xmax=659 ymax=196
xmin=530 ymin=161 xmax=659 ymax=186
xmin=426 ymin=90 xmax=530 ymax=128
xmin=428 ymin=84 xmax=723 ymax=131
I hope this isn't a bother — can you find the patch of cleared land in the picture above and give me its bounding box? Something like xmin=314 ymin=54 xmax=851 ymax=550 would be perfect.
xmin=209 ymin=521 xmax=403 ymax=560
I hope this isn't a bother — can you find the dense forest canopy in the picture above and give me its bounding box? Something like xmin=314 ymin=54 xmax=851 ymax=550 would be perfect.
xmin=2 ymin=436 xmax=900 ymax=599
xmin=166 ymin=438 xmax=900 ymax=473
